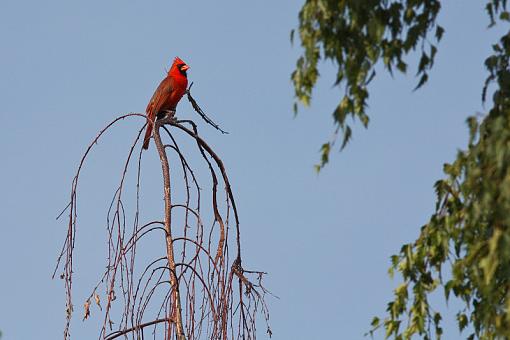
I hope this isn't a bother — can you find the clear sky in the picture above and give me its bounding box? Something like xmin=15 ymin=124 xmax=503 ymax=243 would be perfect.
xmin=0 ymin=1 xmax=506 ymax=339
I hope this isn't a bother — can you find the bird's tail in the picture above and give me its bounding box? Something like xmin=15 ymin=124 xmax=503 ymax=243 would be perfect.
xmin=142 ymin=122 xmax=153 ymax=150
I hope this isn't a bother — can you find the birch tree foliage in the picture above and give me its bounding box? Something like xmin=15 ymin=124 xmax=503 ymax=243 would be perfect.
xmin=370 ymin=28 xmax=510 ymax=339
xmin=292 ymin=0 xmax=442 ymax=170
xmin=293 ymin=0 xmax=510 ymax=338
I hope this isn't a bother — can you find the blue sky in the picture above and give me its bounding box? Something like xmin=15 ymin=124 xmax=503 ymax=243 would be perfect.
xmin=0 ymin=1 xmax=506 ymax=339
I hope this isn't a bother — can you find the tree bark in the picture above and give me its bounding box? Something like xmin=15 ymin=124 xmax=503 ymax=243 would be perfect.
xmin=153 ymin=117 xmax=186 ymax=340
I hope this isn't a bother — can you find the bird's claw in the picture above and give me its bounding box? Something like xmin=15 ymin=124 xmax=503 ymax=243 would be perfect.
xmin=156 ymin=110 xmax=177 ymax=121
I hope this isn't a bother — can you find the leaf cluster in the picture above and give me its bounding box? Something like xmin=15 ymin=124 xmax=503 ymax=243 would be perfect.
xmin=371 ymin=11 xmax=510 ymax=339
xmin=292 ymin=0 xmax=442 ymax=169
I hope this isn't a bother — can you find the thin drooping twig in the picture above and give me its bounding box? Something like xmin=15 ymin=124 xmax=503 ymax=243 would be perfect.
xmin=53 ymin=113 xmax=146 ymax=339
xmin=169 ymin=119 xmax=273 ymax=337
xmin=153 ymin=116 xmax=186 ymax=340
xmin=105 ymin=318 xmax=174 ymax=340
xmin=187 ymin=82 xmax=229 ymax=134
xmin=172 ymin=119 xmax=241 ymax=259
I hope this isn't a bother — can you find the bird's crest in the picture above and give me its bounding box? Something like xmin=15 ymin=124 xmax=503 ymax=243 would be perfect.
xmin=173 ymin=56 xmax=187 ymax=66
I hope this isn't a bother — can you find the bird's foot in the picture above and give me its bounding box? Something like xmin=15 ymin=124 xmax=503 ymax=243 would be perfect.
xmin=156 ymin=112 xmax=178 ymax=126
xmin=156 ymin=109 xmax=176 ymax=120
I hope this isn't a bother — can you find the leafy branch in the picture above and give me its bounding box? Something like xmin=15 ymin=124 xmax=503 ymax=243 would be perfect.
xmin=292 ymin=0 xmax=443 ymax=169
xmin=371 ymin=8 xmax=510 ymax=339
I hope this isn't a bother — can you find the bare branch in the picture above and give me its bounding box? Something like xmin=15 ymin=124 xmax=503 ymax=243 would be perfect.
xmin=105 ymin=318 xmax=174 ymax=340
xmin=56 ymin=110 xmax=270 ymax=339
xmin=153 ymin=117 xmax=186 ymax=340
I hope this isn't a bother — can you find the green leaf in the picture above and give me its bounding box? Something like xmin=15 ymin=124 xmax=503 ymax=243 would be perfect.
xmin=433 ymin=312 xmax=442 ymax=325
xmin=435 ymin=25 xmax=445 ymax=41
xmin=417 ymin=53 xmax=430 ymax=73
xmin=317 ymin=142 xmax=331 ymax=170
xmin=500 ymin=11 xmax=510 ymax=21
xmin=457 ymin=313 xmax=468 ymax=331
xmin=444 ymin=280 xmax=454 ymax=302
xmin=340 ymin=126 xmax=352 ymax=150
xmin=397 ymin=61 xmax=407 ymax=73
xmin=414 ymin=73 xmax=429 ymax=91
xmin=371 ymin=316 xmax=380 ymax=328
xmin=486 ymin=3 xmax=496 ymax=27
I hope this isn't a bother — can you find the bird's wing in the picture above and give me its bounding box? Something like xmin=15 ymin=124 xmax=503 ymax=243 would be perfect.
xmin=146 ymin=76 xmax=176 ymax=120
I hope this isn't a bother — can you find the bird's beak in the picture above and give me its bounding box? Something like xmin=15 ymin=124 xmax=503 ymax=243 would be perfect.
xmin=181 ymin=65 xmax=190 ymax=71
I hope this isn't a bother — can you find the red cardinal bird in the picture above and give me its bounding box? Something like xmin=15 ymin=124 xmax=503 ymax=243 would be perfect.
xmin=142 ymin=57 xmax=189 ymax=150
